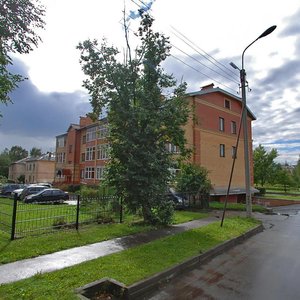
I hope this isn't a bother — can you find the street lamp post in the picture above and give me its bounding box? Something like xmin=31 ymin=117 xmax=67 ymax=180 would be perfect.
xmin=231 ymin=25 xmax=276 ymax=217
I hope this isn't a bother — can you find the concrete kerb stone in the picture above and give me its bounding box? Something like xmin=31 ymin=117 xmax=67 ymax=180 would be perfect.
xmin=76 ymin=223 xmax=264 ymax=299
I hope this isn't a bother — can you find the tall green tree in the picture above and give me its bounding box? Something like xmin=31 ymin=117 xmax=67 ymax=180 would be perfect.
xmin=292 ymin=156 xmax=300 ymax=189
xmin=0 ymin=148 xmax=10 ymax=178
xmin=275 ymin=165 xmax=292 ymax=192
xmin=78 ymin=12 xmax=190 ymax=224
xmin=0 ymin=0 xmax=45 ymax=113
xmin=30 ymin=147 xmax=42 ymax=157
xmin=253 ymin=144 xmax=278 ymax=187
xmin=9 ymin=145 xmax=28 ymax=162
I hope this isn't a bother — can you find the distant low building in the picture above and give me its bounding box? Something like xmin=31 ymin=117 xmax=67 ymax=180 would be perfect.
xmin=8 ymin=157 xmax=27 ymax=183
xmin=9 ymin=153 xmax=55 ymax=184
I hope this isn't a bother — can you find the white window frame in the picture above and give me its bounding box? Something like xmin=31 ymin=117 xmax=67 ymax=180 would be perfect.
xmin=85 ymin=147 xmax=95 ymax=161
xmin=86 ymin=126 xmax=97 ymax=142
xmin=85 ymin=167 xmax=95 ymax=179
xmin=56 ymin=152 xmax=66 ymax=163
xmin=97 ymin=144 xmax=109 ymax=160
xmin=96 ymin=166 xmax=105 ymax=179
xmin=166 ymin=143 xmax=180 ymax=154
xmin=98 ymin=125 xmax=108 ymax=139
xmin=57 ymin=136 xmax=66 ymax=148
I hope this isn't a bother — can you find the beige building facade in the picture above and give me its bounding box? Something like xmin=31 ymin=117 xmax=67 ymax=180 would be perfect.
xmin=9 ymin=154 xmax=55 ymax=184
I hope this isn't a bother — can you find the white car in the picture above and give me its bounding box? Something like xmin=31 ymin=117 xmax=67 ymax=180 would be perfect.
xmin=11 ymin=185 xmax=28 ymax=200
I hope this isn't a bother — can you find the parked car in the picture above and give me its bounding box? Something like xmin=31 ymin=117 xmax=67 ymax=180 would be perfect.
xmin=24 ymin=188 xmax=69 ymax=204
xmin=11 ymin=185 xmax=29 ymax=200
xmin=20 ymin=185 xmax=48 ymax=201
xmin=37 ymin=182 xmax=52 ymax=188
xmin=0 ymin=184 xmax=24 ymax=197
xmin=167 ymin=188 xmax=188 ymax=210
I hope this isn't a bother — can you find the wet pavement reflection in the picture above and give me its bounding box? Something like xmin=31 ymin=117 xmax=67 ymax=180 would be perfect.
xmin=148 ymin=205 xmax=300 ymax=300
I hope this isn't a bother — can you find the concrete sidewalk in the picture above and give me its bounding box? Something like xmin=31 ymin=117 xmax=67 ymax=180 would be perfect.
xmin=0 ymin=211 xmax=240 ymax=285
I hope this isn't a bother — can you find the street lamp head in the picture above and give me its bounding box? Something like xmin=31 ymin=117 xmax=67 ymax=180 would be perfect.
xmin=257 ymin=25 xmax=277 ymax=40
xmin=230 ymin=62 xmax=240 ymax=70
xmin=242 ymin=25 xmax=277 ymax=69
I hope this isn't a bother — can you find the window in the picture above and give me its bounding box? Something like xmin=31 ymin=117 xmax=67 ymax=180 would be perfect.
xmin=81 ymin=153 xmax=85 ymax=162
xmin=166 ymin=143 xmax=180 ymax=153
xmin=56 ymin=152 xmax=66 ymax=163
xmin=231 ymin=121 xmax=237 ymax=134
xmin=224 ymin=99 xmax=231 ymax=109
xmin=82 ymin=135 xmax=86 ymax=144
xmin=219 ymin=117 xmax=225 ymax=132
xmin=220 ymin=144 xmax=225 ymax=157
xmin=86 ymin=147 xmax=96 ymax=161
xmin=85 ymin=167 xmax=95 ymax=179
xmin=53 ymin=190 xmax=63 ymax=196
xmin=86 ymin=126 xmax=97 ymax=142
xmin=80 ymin=169 xmax=84 ymax=179
xmin=69 ymin=145 xmax=73 ymax=153
xmin=42 ymin=190 xmax=52 ymax=196
xmin=232 ymin=146 xmax=237 ymax=159
xmin=57 ymin=136 xmax=66 ymax=148
xmin=96 ymin=166 xmax=105 ymax=179
xmin=98 ymin=125 xmax=108 ymax=139
xmin=97 ymin=144 xmax=109 ymax=160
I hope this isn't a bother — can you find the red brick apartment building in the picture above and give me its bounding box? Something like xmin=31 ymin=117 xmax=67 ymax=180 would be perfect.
xmin=54 ymin=84 xmax=256 ymax=202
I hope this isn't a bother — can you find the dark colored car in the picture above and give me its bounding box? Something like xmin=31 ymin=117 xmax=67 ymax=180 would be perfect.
xmin=167 ymin=188 xmax=188 ymax=210
xmin=20 ymin=185 xmax=48 ymax=201
xmin=0 ymin=184 xmax=24 ymax=197
xmin=24 ymin=188 xmax=69 ymax=204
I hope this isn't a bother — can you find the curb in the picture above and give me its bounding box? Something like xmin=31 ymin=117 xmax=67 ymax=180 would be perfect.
xmin=77 ymin=223 xmax=264 ymax=299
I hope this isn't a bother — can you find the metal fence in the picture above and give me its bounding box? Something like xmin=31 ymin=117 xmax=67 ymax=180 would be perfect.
xmin=0 ymin=191 xmax=210 ymax=240
xmin=0 ymin=195 xmax=123 ymax=240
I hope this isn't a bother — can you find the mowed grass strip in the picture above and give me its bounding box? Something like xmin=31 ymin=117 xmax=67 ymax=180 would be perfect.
xmin=261 ymin=193 xmax=300 ymax=201
xmin=0 ymin=217 xmax=260 ymax=300
xmin=0 ymin=210 xmax=208 ymax=264
xmin=209 ymin=201 xmax=268 ymax=212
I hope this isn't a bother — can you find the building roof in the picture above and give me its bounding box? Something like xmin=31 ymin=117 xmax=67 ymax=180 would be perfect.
xmin=25 ymin=153 xmax=55 ymax=162
xmin=210 ymin=186 xmax=259 ymax=196
xmin=187 ymin=85 xmax=256 ymax=120
xmin=10 ymin=157 xmax=29 ymax=165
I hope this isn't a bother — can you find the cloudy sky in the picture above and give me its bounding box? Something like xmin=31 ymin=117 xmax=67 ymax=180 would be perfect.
xmin=0 ymin=0 xmax=299 ymax=164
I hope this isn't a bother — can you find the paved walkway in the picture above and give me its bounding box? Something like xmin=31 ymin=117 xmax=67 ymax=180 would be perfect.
xmin=148 ymin=206 xmax=300 ymax=300
xmin=0 ymin=210 xmax=241 ymax=285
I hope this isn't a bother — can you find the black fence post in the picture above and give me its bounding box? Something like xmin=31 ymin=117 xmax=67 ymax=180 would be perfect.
xmin=119 ymin=197 xmax=123 ymax=223
xmin=76 ymin=195 xmax=80 ymax=231
xmin=11 ymin=197 xmax=18 ymax=240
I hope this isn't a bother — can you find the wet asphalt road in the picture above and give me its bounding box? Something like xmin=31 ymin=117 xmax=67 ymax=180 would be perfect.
xmin=148 ymin=205 xmax=300 ymax=300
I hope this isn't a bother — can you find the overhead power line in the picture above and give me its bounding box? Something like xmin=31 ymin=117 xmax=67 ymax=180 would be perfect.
xmin=170 ymin=26 xmax=240 ymax=83
xmin=125 ymin=0 xmax=240 ymax=94
xmin=170 ymin=54 xmax=239 ymax=94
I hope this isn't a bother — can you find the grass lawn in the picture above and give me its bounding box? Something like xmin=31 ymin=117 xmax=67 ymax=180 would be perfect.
xmin=209 ymin=201 xmax=268 ymax=212
xmin=260 ymin=194 xmax=300 ymax=201
xmin=0 ymin=210 xmax=208 ymax=265
xmin=0 ymin=217 xmax=260 ymax=300
xmin=264 ymin=186 xmax=300 ymax=195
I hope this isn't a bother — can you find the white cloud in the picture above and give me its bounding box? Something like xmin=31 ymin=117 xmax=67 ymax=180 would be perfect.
xmin=2 ymin=0 xmax=300 ymax=164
